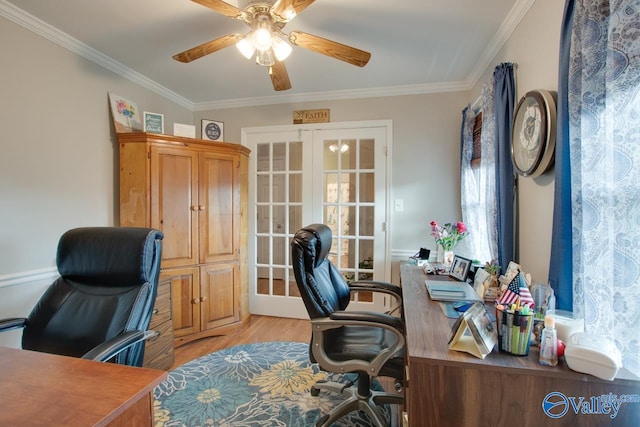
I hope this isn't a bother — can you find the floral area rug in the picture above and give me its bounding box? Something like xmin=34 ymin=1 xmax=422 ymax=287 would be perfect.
xmin=153 ymin=341 xmax=388 ymax=426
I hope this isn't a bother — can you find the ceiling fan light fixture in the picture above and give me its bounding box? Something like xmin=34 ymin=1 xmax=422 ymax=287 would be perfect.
xmin=272 ymin=35 xmax=292 ymax=61
xmin=236 ymin=35 xmax=256 ymax=60
xmin=278 ymin=5 xmax=297 ymax=21
xmin=254 ymin=27 xmax=273 ymax=51
xmin=256 ymin=48 xmax=275 ymax=66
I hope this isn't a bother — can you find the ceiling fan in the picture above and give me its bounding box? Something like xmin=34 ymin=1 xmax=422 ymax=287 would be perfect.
xmin=173 ymin=0 xmax=371 ymax=91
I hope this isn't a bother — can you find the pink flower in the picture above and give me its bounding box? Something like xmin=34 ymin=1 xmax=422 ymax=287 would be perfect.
xmin=429 ymin=220 xmax=469 ymax=251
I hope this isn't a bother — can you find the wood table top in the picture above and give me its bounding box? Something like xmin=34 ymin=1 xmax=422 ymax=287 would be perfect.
xmin=400 ymin=263 xmax=639 ymax=385
xmin=0 ymin=346 xmax=167 ymax=426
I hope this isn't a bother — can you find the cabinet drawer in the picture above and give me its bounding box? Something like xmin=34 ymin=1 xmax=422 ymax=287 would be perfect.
xmin=151 ymin=278 xmax=172 ymax=326
xmin=143 ymin=319 xmax=175 ymax=370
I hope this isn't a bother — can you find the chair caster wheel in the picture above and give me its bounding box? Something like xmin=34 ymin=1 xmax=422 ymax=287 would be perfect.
xmin=310 ymin=385 xmax=320 ymax=396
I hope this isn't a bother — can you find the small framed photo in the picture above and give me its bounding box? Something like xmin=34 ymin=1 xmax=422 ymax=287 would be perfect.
xmin=450 ymin=255 xmax=472 ymax=282
xmin=143 ymin=112 xmax=164 ymax=134
xmin=201 ymin=119 xmax=224 ymax=141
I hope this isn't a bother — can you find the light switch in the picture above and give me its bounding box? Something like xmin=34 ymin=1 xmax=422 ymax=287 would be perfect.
xmin=394 ymin=199 xmax=404 ymax=212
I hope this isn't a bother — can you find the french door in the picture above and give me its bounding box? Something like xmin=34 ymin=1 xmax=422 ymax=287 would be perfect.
xmin=244 ymin=121 xmax=392 ymax=318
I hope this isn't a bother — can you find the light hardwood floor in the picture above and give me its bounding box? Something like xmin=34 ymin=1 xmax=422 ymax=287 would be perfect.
xmin=172 ymin=315 xmax=311 ymax=369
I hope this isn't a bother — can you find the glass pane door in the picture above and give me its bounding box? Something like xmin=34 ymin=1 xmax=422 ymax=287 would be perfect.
xmin=315 ymin=128 xmax=387 ymax=310
xmin=246 ymin=123 xmax=390 ymax=318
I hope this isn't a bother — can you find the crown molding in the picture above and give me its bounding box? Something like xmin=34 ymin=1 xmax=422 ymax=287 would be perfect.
xmin=193 ymin=80 xmax=471 ymax=111
xmin=465 ymin=0 xmax=535 ymax=89
xmin=0 ymin=0 xmax=194 ymax=110
xmin=2 ymin=0 xmax=533 ymax=111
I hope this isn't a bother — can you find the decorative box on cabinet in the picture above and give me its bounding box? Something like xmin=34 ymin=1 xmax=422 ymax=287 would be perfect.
xmin=143 ymin=277 xmax=174 ymax=370
xmin=118 ymin=132 xmax=250 ymax=347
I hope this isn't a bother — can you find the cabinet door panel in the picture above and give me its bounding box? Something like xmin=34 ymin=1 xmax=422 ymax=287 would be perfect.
xmin=199 ymin=152 xmax=239 ymax=264
xmin=152 ymin=147 xmax=199 ymax=267
xmin=163 ymin=267 xmax=200 ymax=338
xmin=200 ymin=263 xmax=240 ymax=330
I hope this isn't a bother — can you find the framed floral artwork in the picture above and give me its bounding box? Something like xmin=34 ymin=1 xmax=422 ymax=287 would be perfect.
xmin=108 ymin=93 xmax=142 ymax=133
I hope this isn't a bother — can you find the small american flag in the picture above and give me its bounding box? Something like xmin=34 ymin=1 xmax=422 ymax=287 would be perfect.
xmin=497 ymin=272 xmax=535 ymax=308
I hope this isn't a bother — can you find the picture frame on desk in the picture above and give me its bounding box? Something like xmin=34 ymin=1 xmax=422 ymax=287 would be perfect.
xmin=201 ymin=119 xmax=224 ymax=141
xmin=450 ymin=255 xmax=471 ymax=281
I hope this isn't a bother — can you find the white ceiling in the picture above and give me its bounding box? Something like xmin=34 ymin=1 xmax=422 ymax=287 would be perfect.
xmin=1 ymin=0 xmax=530 ymax=109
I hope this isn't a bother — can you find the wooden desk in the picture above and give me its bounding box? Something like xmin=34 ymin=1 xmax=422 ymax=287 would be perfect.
xmin=0 ymin=347 xmax=167 ymax=426
xmin=400 ymin=264 xmax=640 ymax=427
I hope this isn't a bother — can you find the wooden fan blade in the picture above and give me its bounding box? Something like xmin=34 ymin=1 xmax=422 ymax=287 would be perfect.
xmin=191 ymin=0 xmax=244 ymax=19
xmin=272 ymin=0 xmax=315 ymax=21
xmin=288 ymin=31 xmax=371 ymax=67
xmin=269 ymin=60 xmax=292 ymax=91
xmin=173 ymin=33 xmax=241 ymax=63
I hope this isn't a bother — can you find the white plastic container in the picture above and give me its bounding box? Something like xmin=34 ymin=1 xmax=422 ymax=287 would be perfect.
xmin=548 ymin=310 xmax=584 ymax=343
xmin=564 ymin=333 xmax=622 ymax=381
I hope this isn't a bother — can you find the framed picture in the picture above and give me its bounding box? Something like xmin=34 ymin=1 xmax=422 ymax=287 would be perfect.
xmin=201 ymin=119 xmax=224 ymax=141
xmin=450 ymin=255 xmax=472 ymax=282
xmin=108 ymin=92 xmax=142 ymax=133
xmin=143 ymin=112 xmax=164 ymax=134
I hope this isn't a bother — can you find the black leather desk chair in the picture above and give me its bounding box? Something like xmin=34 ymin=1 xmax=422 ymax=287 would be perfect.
xmin=0 ymin=227 xmax=163 ymax=366
xmin=291 ymin=224 xmax=405 ymax=427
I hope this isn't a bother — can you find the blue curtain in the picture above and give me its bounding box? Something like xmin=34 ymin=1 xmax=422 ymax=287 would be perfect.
xmin=548 ymin=0 xmax=575 ymax=311
xmin=493 ymin=63 xmax=516 ymax=273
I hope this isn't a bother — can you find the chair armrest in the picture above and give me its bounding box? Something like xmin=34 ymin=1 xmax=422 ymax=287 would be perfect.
xmin=349 ymin=280 xmax=403 ymax=315
xmin=330 ymin=310 xmax=404 ymax=334
xmin=81 ymin=330 xmax=157 ymax=363
xmin=0 ymin=318 xmax=27 ymax=333
xmin=349 ymin=280 xmax=402 ymax=298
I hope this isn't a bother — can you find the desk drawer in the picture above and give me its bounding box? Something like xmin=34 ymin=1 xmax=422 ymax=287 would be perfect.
xmin=143 ymin=318 xmax=174 ymax=370
xmin=150 ymin=278 xmax=172 ymax=326
xmin=144 ymin=278 xmax=174 ymax=370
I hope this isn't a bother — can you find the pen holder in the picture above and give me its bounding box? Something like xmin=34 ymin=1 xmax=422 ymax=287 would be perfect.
xmin=496 ymin=306 xmax=534 ymax=356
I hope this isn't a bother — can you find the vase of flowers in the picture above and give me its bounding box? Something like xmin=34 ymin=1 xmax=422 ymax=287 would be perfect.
xmin=430 ymin=220 xmax=468 ymax=268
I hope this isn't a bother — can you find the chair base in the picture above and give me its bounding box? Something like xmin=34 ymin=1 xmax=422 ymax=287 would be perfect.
xmin=311 ymin=377 xmax=403 ymax=427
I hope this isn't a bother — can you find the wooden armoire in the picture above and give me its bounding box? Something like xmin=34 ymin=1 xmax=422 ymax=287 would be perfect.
xmin=118 ymin=132 xmax=250 ymax=347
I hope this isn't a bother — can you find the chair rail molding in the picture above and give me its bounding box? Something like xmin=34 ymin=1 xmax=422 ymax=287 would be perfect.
xmin=0 ymin=267 xmax=58 ymax=289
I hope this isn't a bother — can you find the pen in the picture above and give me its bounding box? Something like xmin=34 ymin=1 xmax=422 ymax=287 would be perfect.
xmin=506 ymin=310 xmax=513 ymax=352
xmin=511 ymin=311 xmax=521 ymax=354
xmin=520 ymin=314 xmax=528 ymax=354
xmin=496 ymin=306 xmax=505 ymax=351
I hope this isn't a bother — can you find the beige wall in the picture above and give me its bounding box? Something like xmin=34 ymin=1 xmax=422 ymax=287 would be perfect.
xmin=471 ymin=0 xmax=565 ymax=284
xmin=0 ymin=17 xmax=192 ymax=274
xmin=0 ymin=0 xmax=564 ymax=291
xmin=195 ymin=92 xmax=471 ymax=263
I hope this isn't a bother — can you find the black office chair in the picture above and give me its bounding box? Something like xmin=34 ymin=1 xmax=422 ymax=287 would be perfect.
xmin=291 ymin=224 xmax=405 ymax=427
xmin=0 ymin=227 xmax=163 ymax=367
